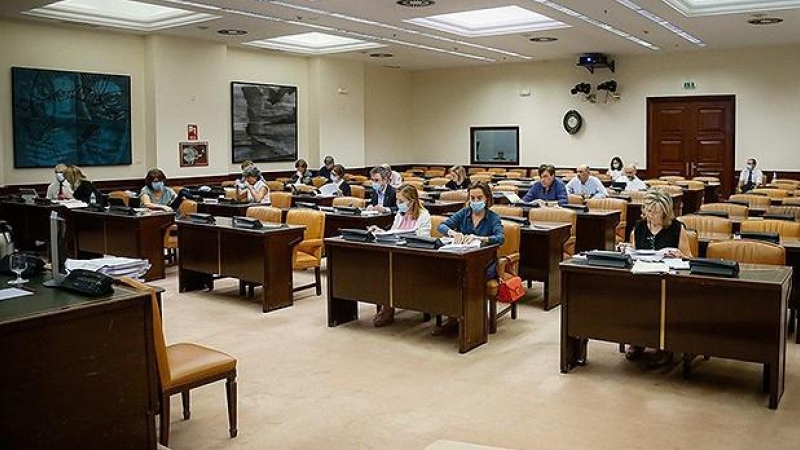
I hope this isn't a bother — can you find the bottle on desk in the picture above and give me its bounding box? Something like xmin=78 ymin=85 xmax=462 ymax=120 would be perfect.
xmin=89 ymin=192 xmax=97 ymax=205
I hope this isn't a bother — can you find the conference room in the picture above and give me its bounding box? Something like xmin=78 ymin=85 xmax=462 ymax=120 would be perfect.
xmin=1 ymin=1 xmax=799 ymax=449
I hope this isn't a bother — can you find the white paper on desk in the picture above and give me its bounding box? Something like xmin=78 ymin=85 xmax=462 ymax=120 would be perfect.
xmin=54 ymin=200 xmax=88 ymax=209
xmin=630 ymin=260 xmax=670 ymax=274
xmin=663 ymin=258 xmax=690 ymax=270
xmin=372 ymin=229 xmax=413 ymax=236
xmin=502 ymin=192 xmax=522 ymax=204
xmin=0 ymin=288 xmax=34 ymax=301
xmin=360 ymin=210 xmax=381 ymax=217
xmin=66 ymin=257 xmax=151 ymax=278
xmin=318 ymin=183 xmax=339 ymax=196
xmin=439 ymin=240 xmax=481 ymax=253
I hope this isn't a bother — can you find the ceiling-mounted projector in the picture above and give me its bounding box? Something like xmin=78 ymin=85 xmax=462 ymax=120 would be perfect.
xmin=577 ymin=53 xmax=615 ymax=73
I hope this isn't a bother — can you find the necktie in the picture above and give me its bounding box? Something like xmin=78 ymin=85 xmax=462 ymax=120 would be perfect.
xmin=58 ymin=182 xmax=64 ymax=200
xmin=747 ymin=170 xmax=752 ymax=185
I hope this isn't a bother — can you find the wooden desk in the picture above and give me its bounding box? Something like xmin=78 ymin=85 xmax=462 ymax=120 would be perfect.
xmin=681 ymin=187 xmax=704 ymax=214
xmin=519 ymin=222 xmax=571 ymax=310
xmin=0 ymin=273 xmax=158 ymax=448
xmin=0 ymin=200 xmax=68 ymax=251
xmin=424 ymin=200 xmax=466 ymax=216
xmin=71 ymin=209 xmax=174 ymax=281
xmin=322 ymin=211 xmax=394 ymax=238
xmin=575 ymin=210 xmax=620 ymax=252
xmin=197 ymin=201 xmax=255 ymax=217
xmin=704 ymin=183 xmax=721 ymax=204
xmin=325 ymin=237 xmax=497 ymax=353
xmin=560 ymin=260 xmax=792 ymax=409
xmin=177 ymin=217 xmax=305 ymax=312
xmin=292 ymin=194 xmax=335 ymax=208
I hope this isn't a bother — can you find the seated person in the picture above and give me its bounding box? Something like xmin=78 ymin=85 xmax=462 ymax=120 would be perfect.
xmin=290 ymin=159 xmax=313 ymax=185
xmin=45 ymin=163 xmax=74 ymax=200
xmin=368 ymin=184 xmax=432 ymax=327
xmin=435 ymin=181 xmax=505 ymax=335
xmin=381 ymin=164 xmax=403 ymax=189
xmin=65 ymin=165 xmax=103 ymax=205
xmin=608 ymin=156 xmax=624 ymax=180
xmin=140 ymin=168 xmax=177 ymax=211
xmin=566 ymin=164 xmax=608 ymax=199
xmin=522 ymin=164 xmax=568 ymax=206
xmin=445 ymin=165 xmax=471 ymax=190
xmin=615 ymin=164 xmax=647 ymax=191
xmin=329 ymin=164 xmax=351 ymax=197
xmin=367 ymin=166 xmax=397 ymax=213
xmin=238 ymin=159 xmax=264 ymax=183
xmin=738 ymin=157 xmax=763 ymax=193
xmin=624 ymin=188 xmax=692 ymax=367
xmin=239 ymin=167 xmax=270 ymax=204
xmin=318 ymin=155 xmax=335 ymax=181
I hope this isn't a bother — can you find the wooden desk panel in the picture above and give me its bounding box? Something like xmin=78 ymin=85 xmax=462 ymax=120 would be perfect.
xmin=292 ymin=195 xmax=335 ymax=207
xmin=323 ymin=212 xmax=394 ymax=238
xmin=519 ymin=223 xmax=571 ymax=310
xmin=197 ymin=202 xmax=254 ymax=217
xmin=424 ymin=201 xmax=466 ymax=216
xmin=575 ymin=211 xmax=620 ymax=252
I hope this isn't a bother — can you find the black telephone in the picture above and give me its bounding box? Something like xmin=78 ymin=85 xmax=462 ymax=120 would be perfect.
xmin=232 ymin=216 xmax=263 ymax=229
xmin=33 ymin=197 xmax=53 ymax=206
xmin=109 ymin=205 xmax=136 ymax=215
xmin=188 ymin=213 xmax=216 ymax=224
xmin=334 ymin=206 xmax=361 ymax=216
xmin=59 ymin=269 xmax=114 ymax=297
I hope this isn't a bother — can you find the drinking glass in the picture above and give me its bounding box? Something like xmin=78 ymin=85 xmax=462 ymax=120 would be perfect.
xmin=8 ymin=253 xmax=28 ymax=285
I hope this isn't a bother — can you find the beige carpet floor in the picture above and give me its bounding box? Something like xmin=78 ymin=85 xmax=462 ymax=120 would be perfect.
xmin=150 ymin=264 xmax=800 ymax=450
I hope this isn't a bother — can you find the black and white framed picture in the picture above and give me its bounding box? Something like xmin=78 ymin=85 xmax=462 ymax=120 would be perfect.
xmin=231 ymin=82 xmax=297 ymax=163
xmin=470 ymin=126 xmax=520 ymax=166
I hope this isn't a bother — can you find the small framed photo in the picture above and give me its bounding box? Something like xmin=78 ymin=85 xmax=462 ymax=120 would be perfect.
xmin=179 ymin=141 xmax=209 ymax=167
xmin=470 ymin=126 xmax=520 ymax=166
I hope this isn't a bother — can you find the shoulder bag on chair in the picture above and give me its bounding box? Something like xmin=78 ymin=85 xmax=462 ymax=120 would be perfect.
xmin=498 ymin=276 xmax=525 ymax=303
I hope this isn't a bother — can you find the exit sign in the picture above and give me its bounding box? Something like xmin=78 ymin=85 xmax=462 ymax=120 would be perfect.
xmin=683 ymin=81 xmax=696 ymax=90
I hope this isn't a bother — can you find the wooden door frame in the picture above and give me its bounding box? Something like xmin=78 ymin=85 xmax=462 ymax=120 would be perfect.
xmin=646 ymin=95 xmax=736 ymax=196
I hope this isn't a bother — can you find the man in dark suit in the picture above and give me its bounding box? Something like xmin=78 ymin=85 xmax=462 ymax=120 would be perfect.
xmin=368 ymin=166 xmax=397 ymax=213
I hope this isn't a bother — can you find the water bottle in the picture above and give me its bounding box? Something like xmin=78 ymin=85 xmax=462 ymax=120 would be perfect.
xmin=89 ymin=192 xmax=96 ymax=205
xmin=773 ymin=172 xmax=778 ymax=183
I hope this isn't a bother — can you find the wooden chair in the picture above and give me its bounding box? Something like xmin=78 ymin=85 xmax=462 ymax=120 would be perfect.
xmin=108 ymin=190 xmax=130 ymax=206
xmin=752 ymin=188 xmax=790 ymax=199
xmin=707 ymin=239 xmax=786 ymax=265
xmin=428 ymin=177 xmax=450 ymax=187
xmin=645 ymin=179 xmax=669 ymax=186
xmin=586 ymin=198 xmax=628 ymax=243
xmin=675 ymin=180 xmax=706 ymax=190
xmin=246 ymin=206 xmax=283 ymax=223
xmin=430 ymin=215 xmax=447 ymax=238
xmin=350 ymin=185 xmax=366 ymax=199
xmin=116 ymin=277 xmax=237 ymax=447
xmin=165 ymin=200 xmax=197 ymax=264
xmin=782 ymin=197 xmax=800 ymax=206
xmin=699 ymin=202 xmax=748 ymax=217
xmin=505 ymin=171 xmax=523 ymax=179
xmin=332 ymin=196 xmax=366 ymax=208
xmin=266 ymin=180 xmax=285 ymax=192
xmin=766 ymin=205 xmax=800 ymax=221
xmin=651 ymin=184 xmax=684 ymax=195
xmin=287 ymin=210 xmax=326 ymax=295
xmin=568 ymin=194 xmax=584 ymax=205
xmin=529 ymin=207 xmax=577 ymax=258
xmin=729 ymin=194 xmax=771 ymax=209
xmin=467 ymin=167 xmax=484 ymax=175
xmin=488 ymin=168 xmax=506 ymax=174
xmin=487 ymin=221 xmax=521 ymax=333
xmin=269 ymin=191 xmax=292 ymax=209
xmin=439 ymin=190 xmax=468 ymax=203
xmin=740 ymin=219 xmax=800 ymax=239
xmin=678 ymin=215 xmax=733 ymax=236
xmin=491 ymin=184 xmax=518 ymax=193
xmin=424 ymin=169 xmax=445 ymax=178
xmin=660 ymin=175 xmax=685 ymax=182
xmin=490 ymin=205 xmax=523 ymax=217
xmin=471 ymin=175 xmax=492 ymax=183
xmin=311 ymin=176 xmax=328 ymax=188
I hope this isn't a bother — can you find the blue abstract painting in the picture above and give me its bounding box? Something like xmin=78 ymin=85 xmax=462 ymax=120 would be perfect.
xmin=12 ymin=67 xmax=132 ymax=168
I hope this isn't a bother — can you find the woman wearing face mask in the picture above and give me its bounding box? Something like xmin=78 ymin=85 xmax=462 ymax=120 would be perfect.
xmin=329 ymin=164 xmax=351 ymax=196
xmin=140 ymin=168 xmax=177 ymax=211
xmin=46 ymin=164 xmax=74 ymax=200
xmin=64 ymin=165 xmax=103 ymax=206
xmin=368 ymin=184 xmax=432 ymax=327
xmin=239 ymin=166 xmax=270 ymax=203
xmin=290 ymin=159 xmax=313 ymax=185
xmin=434 ymin=181 xmax=505 ymax=335
xmin=608 ymin=156 xmax=624 ymax=179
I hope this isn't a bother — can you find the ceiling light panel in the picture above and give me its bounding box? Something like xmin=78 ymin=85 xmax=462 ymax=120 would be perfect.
xmin=662 ymin=0 xmax=800 ymax=17
xmin=245 ymin=31 xmax=385 ymax=54
xmin=615 ymin=0 xmax=706 ymax=46
xmin=23 ymin=0 xmax=220 ymax=32
xmin=405 ymin=5 xmax=570 ymax=37
xmin=530 ymin=0 xmax=660 ymax=50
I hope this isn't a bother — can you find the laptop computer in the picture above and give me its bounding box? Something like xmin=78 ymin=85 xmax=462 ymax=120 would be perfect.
xmin=19 ymin=188 xmax=39 ymax=200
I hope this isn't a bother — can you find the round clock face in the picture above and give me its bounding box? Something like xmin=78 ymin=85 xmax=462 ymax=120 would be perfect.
xmin=563 ymin=110 xmax=583 ymax=134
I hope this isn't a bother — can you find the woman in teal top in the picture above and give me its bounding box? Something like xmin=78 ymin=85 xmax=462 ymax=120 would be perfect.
xmin=140 ymin=168 xmax=177 ymax=211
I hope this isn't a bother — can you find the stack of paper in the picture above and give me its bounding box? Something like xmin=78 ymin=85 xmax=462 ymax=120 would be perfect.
xmin=65 ymin=257 xmax=151 ymax=280
xmin=54 ymin=199 xmax=88 ymax=209
xmin=630 ymin=260 xmax=670 ymax=274
xmin=439 ymin=240 xmax=482 ymax=253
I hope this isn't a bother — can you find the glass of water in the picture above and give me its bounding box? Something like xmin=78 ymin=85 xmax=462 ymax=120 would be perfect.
xmin=8 ymin=253 xmax=29 ymax=285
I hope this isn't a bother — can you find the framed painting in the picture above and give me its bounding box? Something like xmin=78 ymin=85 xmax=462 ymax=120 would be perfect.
xmin=470 ymin=126 xmax=520 ymax=166
xmin=179 ymin=141 xmax=209 ymax=167
xmin=231 ymin=81 xmax=298 ymax=163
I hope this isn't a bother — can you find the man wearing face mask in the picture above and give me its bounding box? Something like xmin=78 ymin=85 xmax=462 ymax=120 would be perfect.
xmin=140 ymin=168 xmax=177 ymax=211
xmin=318 ymin=156 xmax=335 ymax=181
xmin=367 ymin=166 xmax=397 ymax=213
xmin=615 ymin=164 xmax=647 ymax=191
xmin=290 ymin=159 xmax=313 ymax=186
xmin=738 ymin=157 xmax=763 ymax=193
xmin=46 ymin=164 xmax=74 ymax=200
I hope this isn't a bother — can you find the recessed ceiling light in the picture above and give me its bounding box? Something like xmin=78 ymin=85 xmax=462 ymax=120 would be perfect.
xmin=218 ymin=29 xmax=247 ymax=35
xmin=369 ymin=53 xmax=394 ymax=58
xmin=405 ymin=5 xmax=569 ymax=37
xmin=23 ymin=0 xmax=220 ymax=32
xmin=529 ymin=36 xmax=558 ymax=42
xmin=245 ymin=32 xmax=385 ymax=55
xmin=748 ymin=17 xmax=784 ymax=25
xmin=396 ymin=0 xmax=435 ymax=7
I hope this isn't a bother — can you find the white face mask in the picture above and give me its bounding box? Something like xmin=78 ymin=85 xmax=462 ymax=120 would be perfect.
xmin=746 ymin=164 xmax=754 ymax=170
xmin=331 ymin=175 xmax=339 ymax=183
xmin=297 ymin=170 xmax=304 ymax=177
xmin=55 ymin=173 xmax=65 ymax=182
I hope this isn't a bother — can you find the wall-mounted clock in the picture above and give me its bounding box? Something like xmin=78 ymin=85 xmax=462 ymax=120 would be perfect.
xmin=563 ymin=110 xmax=583 ymax=135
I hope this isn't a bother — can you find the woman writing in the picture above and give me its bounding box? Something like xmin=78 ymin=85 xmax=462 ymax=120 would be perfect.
xmin=329 ymin=164 xmax=351 ymax=197
xmin=140 ymin=168 xmax=177 ymax=211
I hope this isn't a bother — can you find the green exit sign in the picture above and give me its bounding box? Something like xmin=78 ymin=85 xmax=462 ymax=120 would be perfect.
xmin=683 ymin=81 xmax=696 ymax=90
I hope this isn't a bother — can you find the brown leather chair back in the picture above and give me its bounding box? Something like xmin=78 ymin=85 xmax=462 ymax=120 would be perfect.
xmin=247 ymin=206 xmax=283 ymax=223
xmin=645 ymin=179 xmax=669 ymax=186
xmin=678 ymin=215 xmax=733 ymax=235
xmin=504 ymin=171 xmax=523 ymax=179
xmin=660 ymin=175 xmax=685 ymax=182
xmin=311 ymin=177 xmax=328 ymax=188
xmin=767 ymin=205 xmax=800 ymax=221
xmin=693 ymin=176 xmax=720 ymax=183
xmin=729 ymin=194 xmax=771 ymax=209
xmin=269 ymin=191 xmax=292 ymax=209
xmin=497 ymin=179 xmax=521 ymax=186
xmin=491 ymin=185 xmax=518 ymax=193
xmin=751 ymin=188 xmax=789 ymax=199
xmin=700 ymin=202 xmax=748 ymax=217
xmin=178 ymin=199 xmax=198 ymax=216
xmin=430 ymin=215 xmax=447 ymax=238
xmin=439 ymin=190 xmax=468 ymax=202
xmin=350 ymin=185 xmax=366 ymax=199
xmin=685 ymin=229 xmax=699 ymax=258
xmin=286 ymin=209 xmax=326 ymax=263
xmin=404 ymin=176 xmax=425 ymax=183
xmin=740 ymin=219 xmax=800 ymax=239
xmin=109 ymin=190 xmax=130 ymax=206
xmin=471 ymin=175 xmax=492 ymax=183
xmin=220 ymin=180 xmax=236 ymax=187
xmin=568 ymin=194 xmax=584 ymax=205
xmin=491 ymin=205 xmax=523 ymax=217
xmin=117 ymin=278 xmax=171 ymax=384
xmin=406 ymin=181 xmax=425 ymax=191
xmin=266 ymin=180 xmax=285 ymax=192
xmin=497 ymin=221 xmax=521 ymax=261
xmin=332 ymin=196 xmax=366 ymax=208
xmin=348 ymin=175 xmax=368 ymax=184
xmin=424 ymin=169 xmax=445 ymax=178
xmin=676 ymin=180 xmax=705 ymax=190
xmin=707 ymin=239 xmax=786 ymax=265
xmin=489 ymin=168 xmax=506 ymax=174
xmin=586 ymin=197 xmax=627 ymax=242
xmin=529 ymin=207 xmax=577 ymax=257
xmin=428 ymin=177 xmax=450 ymax=187
xmin=782 ymin=197 xmax=800 ymax=206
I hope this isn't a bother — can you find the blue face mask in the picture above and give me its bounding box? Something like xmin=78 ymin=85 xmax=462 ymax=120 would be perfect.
xmin=372 ymin=181 xmax=383 ymax=191
xmin=397 ymin=202 xmax=409 ymax=213
xmin=470 ymin=200 xmax=486 ymax=212
xmin=152 ymin=181 xmax=164 ymax=191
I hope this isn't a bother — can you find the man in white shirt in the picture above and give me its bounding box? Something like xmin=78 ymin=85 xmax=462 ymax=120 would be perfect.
xmin=616 ymin=164 xmax=647 ymax=191
xmin=381 ymin=164 xmax=403 ymax=188
xmin=738 ymin=157 xmax=763 ymax=193
xmin=566 ymin=164 xmax=607 ymax=199
xmin=45 ymin=163 xmax=74 ymax=200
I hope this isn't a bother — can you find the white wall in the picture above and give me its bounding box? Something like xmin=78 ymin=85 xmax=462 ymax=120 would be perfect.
xmin=410 ymin=45 xmax=800 ymax=172
xmin=364 ymin=66 xmax=413 ymax=167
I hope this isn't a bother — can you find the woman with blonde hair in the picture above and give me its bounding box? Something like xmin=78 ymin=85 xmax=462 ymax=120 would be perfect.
xmin=445 ymin=165 xmax=470 ymax=190
xmin=64 ymin=165 xmax=103 ymax=205
xmin=368 ymin=184 xmax=432 ymax=327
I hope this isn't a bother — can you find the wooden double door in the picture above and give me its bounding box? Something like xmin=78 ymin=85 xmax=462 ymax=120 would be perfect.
xmin=647 ymin=95 xmax=735 ymax=196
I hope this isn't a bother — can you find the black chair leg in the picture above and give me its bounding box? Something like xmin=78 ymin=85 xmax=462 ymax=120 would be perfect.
xmin=314 ymin=266 xmax=322 ymax=296
xmin=489 ymin=297 xmax=498 ymax=334
xmin=181 ymin=390 xmax=191 ymax=420
xmin=159 ymin=394 xmax=171 ymax=446
xmin=226 ymin=376 xmax=238 ymax=438
xmin=238 ymin=280 xmax=246 ymax=296
xmin=511 ymin=303 xmax=518 ymax=320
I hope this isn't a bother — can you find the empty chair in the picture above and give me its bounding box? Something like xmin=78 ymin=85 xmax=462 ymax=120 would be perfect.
xmin=424 ymin=169 xmax=445 ymax=178
xmin=504 ymin=171 xmax=523 ymax=179
xmin=766 ymin=205 xmax=800 ymax=221
xmin=332 ymin=196 xmax=366 ymax=208
xmin=488 ymin=168 xmax=506 ymax=174
xmin=439 ymin=190 xmax=469 ymax=203
xmin=430 ymin=215 xmax=448 ymax=238
xmin=497 ymin=179 xmax=522 ymax=186
xmin=467 ymin=167 xmax=484 ymax=175
xmin=487 ymin=221 xmax=522 ymax=333
xmin=586 ymin=197 xmax=628 ymax=243
xmin=269 ymin=191 xmax=292 ymax=209
xmin=651 ymin=184 xmax=684 ymax=195
xmin=108 ymin=190 xmax=130 ymax=206
xmin=751 ymin=188 xmax=790 ymax=199
xmin=529 ymin=207 xmax=577 ymax=258
xmin=740 ymin=219 xmax=800 ymax=239
xmin=768 ymin=182 xmax=798 ymax=192
xmin=404 ymin=176 xmax=425 ymax=183
xmin=627 ymin=190 xmax=646 ymax=202
xmin=490 ymin=205 xmax=523 ymax=217
xmin=660 ymin=175 xmax=685 ymax=182
xmin=246 ymin=206 xmax=283 ymax=223
xmin=165 ymin=199 xmax=198 ymax=264
xmin=707 ymin=239 xmax=786 ymax=265
xmin=700 ymin=202 xmax=748 ymax=218
xmin=266 ymin=180 xmax=285 ymax=192
xmin=350 ymin=185 xmax=366 ymax=199
xmin=782 ymin=197 xmax=800 ymax=206
xmin=275 ymin=177 xmax=291 ymax=184
xmin=685 ymin=229 xmax=699 ymax=259
xmin=675 ymin=180 xmax=705 ymax=190
xmin=728 ymin=194 xmax=771 ymax=209
xmin=405 ymin=180 xmax=425 ymax=191
xmin=471 ymin=175 xmax=493 ymax=183
xmin=286 ymin=209 xmax=326 ymax=295
xmin=677 ymin=215 xmax=733 ymax=236
xmin=428 ymin=177 xmax=450 ymax=187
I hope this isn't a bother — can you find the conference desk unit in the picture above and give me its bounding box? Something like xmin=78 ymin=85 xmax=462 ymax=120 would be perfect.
xmin=0 ymin=200 xmax=69 ymax=252
xmin=291 ymin=194 xmax=335 ymax=208
xmin=0 ymin=274 xmax=158 ymax=448
xmin=560 ymin=260 xmax=792 ymax=409
xmin=177 ymin=217 xmax=305 ymax=312
xmin=681 ymin=187 xmax=705 ymax=214
xmin=197 ymin=201 xmax=256 ymax=218
xmin=424 ymin=200 xmax=467 ymax=216
xmin=574 ymin=210 xmax=621 ymax=252
xmin=518 ymin=222 xmax=572 ymax=310
xmin=322 ymin=211 xmax=394 ymax=238
xmin=71 ymin=209 xmax=175 ymax=281
xmin=325 ymin=237 xmax=498 ymax=353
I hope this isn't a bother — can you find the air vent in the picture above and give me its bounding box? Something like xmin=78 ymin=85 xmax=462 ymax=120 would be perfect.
xmin=747 ymin=17 xmax=783 ymax=25
xmin=218 ymin=29 xmax=248 ymax=35
xmin=396 ymin=0 xmax=435 ymax=8
xmin=369 ymin=53 xmax=394 ymax=58
xmin=529 ymin=36 xmax=557 ymax=42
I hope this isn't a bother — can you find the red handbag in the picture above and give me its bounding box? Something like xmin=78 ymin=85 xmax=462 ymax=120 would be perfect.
xmin=498 ymin=276 xmax=525 ymax=303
